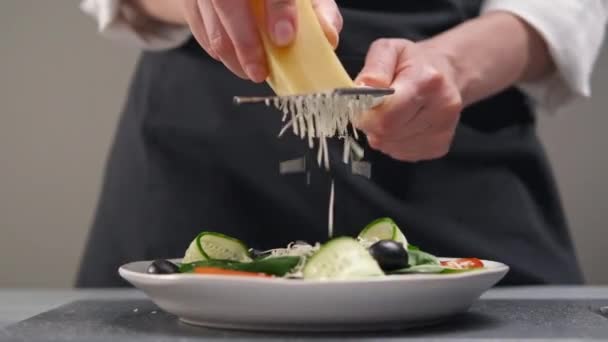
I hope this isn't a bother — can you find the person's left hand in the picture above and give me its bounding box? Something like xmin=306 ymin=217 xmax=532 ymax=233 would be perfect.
xmin=355 ymin=39 xmax=463 ymax=162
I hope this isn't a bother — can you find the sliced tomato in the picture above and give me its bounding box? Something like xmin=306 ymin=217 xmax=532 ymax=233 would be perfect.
xmin=440 ymin=258 xmax=484 ymax=269
xmin=193 ymin=267 xmax=271 ymax=278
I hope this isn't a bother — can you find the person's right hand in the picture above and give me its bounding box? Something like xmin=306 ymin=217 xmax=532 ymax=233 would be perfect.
xmin=180 ymin=0 xmax=343 ymax=83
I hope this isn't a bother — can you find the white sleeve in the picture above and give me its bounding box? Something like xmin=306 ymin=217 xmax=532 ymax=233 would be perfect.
xmin=481 ymin=0 xmax=608 ymax=113
xmin=80 ymin=0 xmax=192 ymax=50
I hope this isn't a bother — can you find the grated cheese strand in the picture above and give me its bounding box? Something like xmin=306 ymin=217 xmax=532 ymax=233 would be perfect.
xmin=328 ymin=179 xmax=335 ymax=238
xmin=264 ymin=241 xmax=321 ymax=278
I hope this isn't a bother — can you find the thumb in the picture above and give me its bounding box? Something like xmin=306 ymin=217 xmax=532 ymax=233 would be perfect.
xmin=265 ymin=0 xmax=298 ymax=47
xmin=312 ymin=0 xmax=343 ymax=49
xmin=355 ymin=39 xmax=401 ymax=88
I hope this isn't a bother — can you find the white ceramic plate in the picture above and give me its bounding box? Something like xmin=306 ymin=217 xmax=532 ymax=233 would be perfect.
xmin=119 ymin=258 xmax=508 ymax=332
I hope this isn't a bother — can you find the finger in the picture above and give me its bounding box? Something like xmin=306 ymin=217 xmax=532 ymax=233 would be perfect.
xmin=200 ymin=1 xmax=248 ymax=79
xmin=357 ymin=82 xmax=424 ymax=139
xmin=182 ymin=0 xmax=217 ymax=59
xmin=312 ymin=0 xmax=343 ymax=48
xmin=355 ymin=39 xmax=403 ymax=88
xmin=393 ymin=68 xmax=461 ymax=139
xmin=359 ymin=55 xmax=448 ymax=140
xmin=212 ymin=0 xmax=268 ymax=82
xmin=399 ymin=89 xmax=461 ymax=140
xmin=355 ymin=39 xmax=409 ymax=136
xmin=263 ymin=0 xmax=298 ymax=47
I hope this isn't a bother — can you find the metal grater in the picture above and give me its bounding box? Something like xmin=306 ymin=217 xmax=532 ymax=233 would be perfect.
xmin=233 ymin=87 xmax=395 ymax=105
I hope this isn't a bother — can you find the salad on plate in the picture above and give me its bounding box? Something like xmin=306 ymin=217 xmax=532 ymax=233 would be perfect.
xmin=146 ymin=217 xmax=484 ymax=280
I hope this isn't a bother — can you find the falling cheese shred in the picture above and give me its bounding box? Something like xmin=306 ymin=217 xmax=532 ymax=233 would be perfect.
xmin=328 ymin=179 xmax=335 ymax=238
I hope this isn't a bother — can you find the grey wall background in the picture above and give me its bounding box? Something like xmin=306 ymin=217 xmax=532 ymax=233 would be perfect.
xmin=0 ymin=1 xmax=606 ymax=287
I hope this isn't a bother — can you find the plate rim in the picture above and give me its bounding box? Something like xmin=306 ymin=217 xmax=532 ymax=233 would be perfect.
xmin=119 ymin=257 xmax=509 ymax=286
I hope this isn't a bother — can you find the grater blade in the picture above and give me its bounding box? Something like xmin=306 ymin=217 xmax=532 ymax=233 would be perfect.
xmin=233 ymin=87 xmax=395 ymax=105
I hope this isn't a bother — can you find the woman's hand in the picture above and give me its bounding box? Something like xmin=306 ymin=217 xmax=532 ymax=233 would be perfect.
xmin=179 ymin=0 xmax=343 ymax=83
xmin=355 ymin=39 xmax=463 ymax=162
xmin=355 ymin=12 xmax=554 ymax=162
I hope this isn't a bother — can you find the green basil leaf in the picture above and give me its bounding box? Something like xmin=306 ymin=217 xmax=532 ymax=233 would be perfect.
xmin=179 ymin=256 xmax=300 ymax=276
xmin=407 ymin=248 xmax=440 ymax=266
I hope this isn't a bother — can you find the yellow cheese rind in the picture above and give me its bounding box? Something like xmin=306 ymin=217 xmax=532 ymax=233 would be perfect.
xmin=252 ymin=0 xmax=354 ymax=96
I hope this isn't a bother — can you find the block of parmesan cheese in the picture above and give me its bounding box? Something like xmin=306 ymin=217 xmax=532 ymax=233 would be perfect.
xmin=251 ymin=0 xmax=354 ymax=96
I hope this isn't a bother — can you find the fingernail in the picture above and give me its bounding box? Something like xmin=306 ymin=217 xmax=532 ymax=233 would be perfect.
xmin=273 ymin=20 xmax=295 ymax=46
xmin=245 ymin=64 xmax=266 ymax=83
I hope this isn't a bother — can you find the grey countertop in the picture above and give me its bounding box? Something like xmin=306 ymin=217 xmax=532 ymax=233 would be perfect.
xmin=0 ymin=289 xmax=143 ymax=329
xmin=1 ymin=286 xmax=608 ymax=341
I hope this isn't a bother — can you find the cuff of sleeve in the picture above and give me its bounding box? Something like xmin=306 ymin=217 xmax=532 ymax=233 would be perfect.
xmin=481 ymin=0 xmax=607 ymax=113
xmin=80 ymin=0 xmax=192 ymax=51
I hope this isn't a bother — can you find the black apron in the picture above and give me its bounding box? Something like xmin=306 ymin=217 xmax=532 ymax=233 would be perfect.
xmin=76 ymin=0 xmax=583 ymax=287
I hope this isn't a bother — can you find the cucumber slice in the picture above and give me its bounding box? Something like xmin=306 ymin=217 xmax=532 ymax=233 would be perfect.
xmin=358 ymin=217 xmax=408 ymax=247
xmin=182 ymin=232 xmax=251 ymax=263
xmin=303 ymin=237 xmax=384 ymax=280
xmin=183 ymin=238 xmax=205 ymax=264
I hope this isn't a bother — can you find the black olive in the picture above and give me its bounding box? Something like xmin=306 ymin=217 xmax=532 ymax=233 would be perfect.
xmin=147 ymin=259 xmax=179 ymax=274
xmin=249 ymin=248 xmax=271 ymax=259
xmin=368 ymin=240 xmax=409 ymax=271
